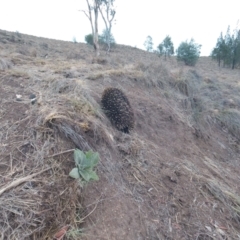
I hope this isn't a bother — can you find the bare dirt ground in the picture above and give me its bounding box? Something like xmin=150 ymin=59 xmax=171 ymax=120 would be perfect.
xmin=0 ymin=29 xmax=240 ymax=240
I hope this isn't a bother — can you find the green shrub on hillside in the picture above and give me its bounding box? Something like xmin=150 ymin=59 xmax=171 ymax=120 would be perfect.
xmin=85 ymin=34 xmax=94 ymax=46
xmin=177 ymin=39 xmax=201 ymax=66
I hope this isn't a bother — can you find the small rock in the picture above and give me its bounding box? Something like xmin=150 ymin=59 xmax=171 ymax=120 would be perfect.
xmin=29 ymin=94 xmax=37 ymax=104
xmin=16 ymin=94 xmax=22 ymax=101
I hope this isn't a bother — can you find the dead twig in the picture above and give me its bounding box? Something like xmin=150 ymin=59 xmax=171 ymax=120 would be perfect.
xmin=45 ymin=149 xmax=75 ymax=159
xmin=134 ymin=166 xmax=159 ymax=193
xmin=0 ymin=167 xmax=51 ymax=196
xmin=78 ymin=194 xmax=103 ymax=223
xmin=79 ymin=200 xmax=99 ymax=222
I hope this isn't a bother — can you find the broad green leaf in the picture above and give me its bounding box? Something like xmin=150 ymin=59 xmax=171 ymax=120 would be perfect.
xmin=91 ymin=153 xmax=99 ymax=167
xmin=69 ymin=168 xmax=80 ymax=179
xmin=85 ymin=151 xmax=93 ymax=159
xmin=85 ymin=151 xmax=99 ymax=166
xmin=74 ymin=149 xmax=86 ymax=165
xmin=79 ymin=170 xmax=92 ymax=182
xmin=80 ymin=170 xmax=99 ymax=181
xmin=88 ymin=170 xmax=99 ymax=181
xmin=81 ymin=157 xmax=93 ymax=170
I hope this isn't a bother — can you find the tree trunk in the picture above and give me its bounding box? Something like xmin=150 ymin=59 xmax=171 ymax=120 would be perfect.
xmin=232 ymin=58 xmax=235 ymax=69
xmin=84 ymin=0 xmax=99 ymax=57
xmin=98 ymin=2 xmax=115 ymax=54
xmin=93 ymin=0 xmax=99 ymax=57
xmin=106 ymin=28 xmax=111 ymax=53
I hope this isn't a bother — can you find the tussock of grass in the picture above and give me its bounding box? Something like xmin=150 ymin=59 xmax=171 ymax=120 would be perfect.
xmin=0 ymin=71 xmax=108 ymax=239
xmin=66 ymin=97 xmax=95 ymax=115
xmin=107 ymin=69 xmax=145 ymax=83
xmin=6 ymin=69 xmax=30 ymax=78
xmin=1 ymin=29 xmax=240 ymax=239
xmin=86 ymin=68 xmax=144 ymax=82
xmin=41 ymin=77 xmax=102 ymax=119
xmin=0 ymin=58 xmax=12 ymax=70
xmin=182 ymin=157 xmax=240 ymax=239
xmin=215 ymin=109 xmax=240 ymax=140
xmin=92 ymin=57 xmax=108 ymax=65
xmin=0 ymin=116 xmax=82 ymax=239
xmin=204 ymin=180 xmax=240 ymax=225
xmin=49 ymin=78 xmax=75 ymax=94
xmin=0 ymin=85 xmax=112 ymax=238
xmin=87 ymin=72 xmax=104 ymax=80
xmin=134 ymin=62 xmax=171 ymax=88
xmin=169 ymin=77 xmax=190 ymax=96
xmin=44 ymin=112 xmax=92 ymax=150
xmin=165 ymin=66 xmax=240 ymax=143
xmin=33 ymin=59 xmax=46 ymax=66
xmin=17 ymin=46 xmax=31 ymax=56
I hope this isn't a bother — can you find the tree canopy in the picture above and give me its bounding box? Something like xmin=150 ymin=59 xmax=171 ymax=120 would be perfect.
xmin=211 ymin=26 xmax=240 ymax=69
xmin=144 ymin=36 xmax=153 ymax=52
xmin=157 ymin=35 xmax=174 ymax=59
xmin=177 ymin=39 xmax=201 ymax=66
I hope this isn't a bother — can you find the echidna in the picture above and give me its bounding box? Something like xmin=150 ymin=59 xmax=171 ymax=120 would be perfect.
xmin=101 ymin=87 xmax=134 ymax=133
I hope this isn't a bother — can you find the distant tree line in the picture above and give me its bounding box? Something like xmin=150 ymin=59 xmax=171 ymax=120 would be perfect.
xmin=143 ymin=35 xmax=201 ymax=66
xmin=81 ymin=1 xmax=239 ymax=69
xmin=211 ymin=26 xmax=240 ymax=69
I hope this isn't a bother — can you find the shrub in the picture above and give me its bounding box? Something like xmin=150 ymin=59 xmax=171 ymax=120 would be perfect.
xmin=177 ymin=39 xmax=201 ymax=66
xmin=85 ymin=34 xmax=94 ymax=46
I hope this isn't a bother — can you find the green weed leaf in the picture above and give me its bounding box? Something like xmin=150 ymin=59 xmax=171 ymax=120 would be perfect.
xmin=88 ymin=170 xmax=99 ymax=181
xmin=81 ymin=157 xmax=93 ymax=170
xmin=86 ymin=151 xmax=99 ymax=167
xmin=80 ymin=169 xmax=99 ymax=181
xmin=70 ymin=149 xmax=99 ymax=183
xmin=69 ymin=168 xmax=81 ymax=179
xmin=79 ymin=170 xmax=92 ymax=182
xmin=74 ymin=149 xmax=86 ymax=165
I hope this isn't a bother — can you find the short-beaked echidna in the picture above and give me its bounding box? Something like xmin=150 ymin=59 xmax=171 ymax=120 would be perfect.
xmin=101 ymin=87 xmax=134 ymax=133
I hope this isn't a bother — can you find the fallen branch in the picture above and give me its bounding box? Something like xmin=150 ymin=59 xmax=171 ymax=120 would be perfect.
xmin=45 ymin=149 xmax=75 ymax=159
xmin=0 ymin=167 xmax=51 ymax=196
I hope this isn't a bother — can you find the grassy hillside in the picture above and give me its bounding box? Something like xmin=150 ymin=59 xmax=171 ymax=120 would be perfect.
xmin=0 ymin=29 xmax=240 ymax=240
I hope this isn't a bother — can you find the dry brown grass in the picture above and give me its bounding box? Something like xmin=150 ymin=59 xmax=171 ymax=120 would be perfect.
xmin=215 ymin=109 xmax=240 ymax=140
xmin=0 ymin=101 xmax=83 ymax=238
xmin=0 ymin=29 xmax=240 ymax=240
xmin=0 ymin=80 xmax=110 ymax=239
xmin=0 ymin=58 xmax=12 ymax=70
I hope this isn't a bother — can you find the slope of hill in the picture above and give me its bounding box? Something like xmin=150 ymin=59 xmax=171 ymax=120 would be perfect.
xmin=0 ymin=29 xmax=240 ymax=240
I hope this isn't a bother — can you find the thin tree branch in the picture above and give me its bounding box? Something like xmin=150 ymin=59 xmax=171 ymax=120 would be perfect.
xmin=79 ymin=10 xmax=90 ymax=21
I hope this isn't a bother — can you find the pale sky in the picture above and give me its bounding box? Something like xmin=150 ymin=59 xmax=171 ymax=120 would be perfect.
xmin=0 ymin=0 xmax=239 ymax=56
